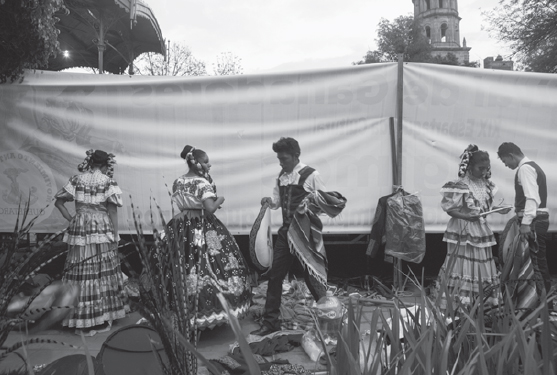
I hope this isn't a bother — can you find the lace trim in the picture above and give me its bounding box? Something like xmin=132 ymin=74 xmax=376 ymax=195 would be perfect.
xmin=64 ymin=233 xmax=117 ymax=245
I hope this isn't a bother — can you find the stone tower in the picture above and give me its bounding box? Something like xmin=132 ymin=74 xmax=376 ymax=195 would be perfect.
xmin=412 ymin=0 xmax=471 ymax=64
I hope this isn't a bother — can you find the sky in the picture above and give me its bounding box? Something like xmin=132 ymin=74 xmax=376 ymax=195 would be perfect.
xmin=146 ymin=0 xmax=512 ymax=74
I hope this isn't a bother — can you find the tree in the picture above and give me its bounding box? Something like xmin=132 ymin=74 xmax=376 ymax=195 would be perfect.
xmin=134 ymin=41 xmax=206 ymax=76
xmin=430 ymin=53 xmax=460 ymax=65
xmin=212 ymin=52 xmax=243 ymax=76
xmin=0 ymin=0 xmax=66 ymax=83
xmin=484 ymin=0 xmax=557 ymax=73
xmin=354 ymin=15 xmax=432 ymax=65
xmin=354 ymin=50 xmax=385 ymax=65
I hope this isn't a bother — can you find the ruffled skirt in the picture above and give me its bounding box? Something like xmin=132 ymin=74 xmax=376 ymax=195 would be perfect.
xmin=63 ymin=242 xmax=128 ymax=328
xmin=433 ymin=218 xmax=500 ymax=308
xmin=163 ymin=210 xmax=252 ymax=330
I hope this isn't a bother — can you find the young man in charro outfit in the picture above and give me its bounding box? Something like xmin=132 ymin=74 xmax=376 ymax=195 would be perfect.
xmin=251 ymin=137 xmax=327 ymax=336
xmin=498 ymin=142 xmax=552 ymax=307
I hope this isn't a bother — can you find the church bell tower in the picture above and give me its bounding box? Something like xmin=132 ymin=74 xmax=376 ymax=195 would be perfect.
xmin=412 ymin=0 xmax=471 ymax=64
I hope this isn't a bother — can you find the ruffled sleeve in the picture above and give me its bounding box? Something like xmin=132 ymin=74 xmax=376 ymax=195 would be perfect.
xmin=172 ymin=176 xmax=216 ymax=211
xmin=105 ymin=178 xmax=123 ymax=207
xmin=69 ymin=171 xmax=123 ymax=205
xmin=54 ymin=176 xmax=78 ymax=202
xmin=440 ymin=180 xmax=468 ymax=212
xmin=196 ymin=179 xmax=216 ymax=201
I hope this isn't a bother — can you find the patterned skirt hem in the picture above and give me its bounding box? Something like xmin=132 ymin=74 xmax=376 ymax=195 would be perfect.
xmin=63 ymin=308 xmax=127 ymax=329
xmin=443 ymin=238 xmax=496 ymax=248
xmin=194 ymin=301 xmax=251 ymax=330
xmin=64 ymin=234 xmax=116 ymax=246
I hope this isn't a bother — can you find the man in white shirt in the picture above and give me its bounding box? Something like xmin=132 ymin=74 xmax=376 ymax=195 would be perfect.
xmin=498 ymin=142 xmax=551 ymax=304
xmin=250 ymin=137 xmax=327 ymax=336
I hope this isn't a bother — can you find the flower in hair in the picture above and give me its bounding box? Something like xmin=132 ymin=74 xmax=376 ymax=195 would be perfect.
xmin=185 ymin=147 xmax=196 ymax=164
xmin=106 ymin=153 xmax=117 ymax=178
xmin=457 ymin=149 xmax=472 ymax=177
xmin=77 ymin=149 xmax=95 ymax=172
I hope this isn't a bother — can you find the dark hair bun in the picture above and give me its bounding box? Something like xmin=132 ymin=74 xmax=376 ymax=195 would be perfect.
xmin=180 ymin=145 xmax=193 ymax=159
xmin=465 ymin=144 xmax=479 ymax=153
xmin=91 ymin=150 xmax=109 ymax=164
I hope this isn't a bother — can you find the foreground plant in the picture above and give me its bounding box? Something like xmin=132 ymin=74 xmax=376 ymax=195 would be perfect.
xmin=128 ymin=197 xmax=262 ymax=375
xmin=0 ymin=201 xmax=77 ymax=371
xmin=127 ymin=198 xmax=199 ymax=375
xmin=326 ymin=272 xmax=557 ymax=375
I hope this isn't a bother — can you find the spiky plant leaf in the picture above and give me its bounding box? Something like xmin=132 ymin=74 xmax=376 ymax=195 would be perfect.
xmin=334 ymin=299 xmax=362 ymax=375
xmin=215 ymin=293 xmax=261 ymax=375
xmin=0 ymin=337 xmax=81 ymax=363
xmin=438 ymin=329 xmax=453 ymax=375
xmin=539 ymin=291 xmax=554 ymax=375
xmin=473 ymin=312 xmax=490 ymax=375
xmin=78 ymin=331 xmax=96 ymax=375
xmin=161 ymin=316 xmax=222 ymax=375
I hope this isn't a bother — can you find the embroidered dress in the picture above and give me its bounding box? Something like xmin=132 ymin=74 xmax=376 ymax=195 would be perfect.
xmin=55 ymin=169 xmax=128 ymax=328
xmin=433 ymin=174 xmax=500 ymax=308
xmin=165 ymin=175 xmax=251 ymax=330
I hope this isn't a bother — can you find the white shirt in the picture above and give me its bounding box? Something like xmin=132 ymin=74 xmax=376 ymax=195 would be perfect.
xmin=269 ymin=162 xmax=326 ymax=210
xmin=516 ymin=157 xmax=548 ymax=225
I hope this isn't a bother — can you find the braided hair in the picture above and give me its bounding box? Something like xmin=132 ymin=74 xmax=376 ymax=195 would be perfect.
xmin=458 ymin=144 xmax=491 ymax=179
xmin=180 ymin=145 xmax=216 ymax=192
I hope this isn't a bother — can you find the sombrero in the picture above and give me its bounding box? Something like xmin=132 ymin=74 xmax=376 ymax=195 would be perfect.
xmin=248 ymin=203 xmax=273 ymax=272
xmin=97 ymin=325 xmax=169 ymax=375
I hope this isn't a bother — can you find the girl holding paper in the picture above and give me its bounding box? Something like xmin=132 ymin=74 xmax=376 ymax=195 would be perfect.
xmin=433 ymin=144 xmax=510 ymax=309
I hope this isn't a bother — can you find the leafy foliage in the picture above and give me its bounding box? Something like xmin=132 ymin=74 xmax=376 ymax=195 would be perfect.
xmin=134 ymin=44 xmax=244 ymax=77
xmin=430 ymin=53 xmax=460 ymax=65
xmin=0 ymin=0 xmax=65 ymax=83
xmin=484 ymin=0 xmax=557 ymax=73
xmin=430 ymin=53 xmax=479 ymax=67
xmin=213 ymin=52 xmax=243 ymax=76
xmin=354 ymin=15 xmax=477 ymax=68
xmin=134 ymin=41 xmax=207 ymax=77
xmin=354 ymin=16 xmax=432 ymax=64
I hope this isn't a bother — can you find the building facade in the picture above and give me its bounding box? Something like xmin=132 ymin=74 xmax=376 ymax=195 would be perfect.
xmin=484 ymin=55 xmax=514 ymax=71
xmin=412 ymin=0 xmax=471 ymax=64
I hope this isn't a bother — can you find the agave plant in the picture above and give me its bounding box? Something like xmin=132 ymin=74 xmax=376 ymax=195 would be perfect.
xmin=324 ymin=269 xmax=557 ymax=375
xmin=0 ymin=199 xmax=79 ymax=370
xmin=125 ymin=197 xmax=197 ymax=375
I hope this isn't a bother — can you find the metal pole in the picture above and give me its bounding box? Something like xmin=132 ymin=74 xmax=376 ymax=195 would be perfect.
xmin=97 ymin=13 xmax=105 ymax=74
xmin=396 ymin=53 xmax=403 ymax=187
xmin=393 ymin=53 xmax=404 ymax=290
xmin=389 ymin=117 xmax=397 ymax=185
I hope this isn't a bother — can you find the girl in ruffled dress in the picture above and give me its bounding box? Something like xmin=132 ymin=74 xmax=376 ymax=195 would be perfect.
xmin=433 ymin=145 xmax=510 ymax=309
xmin=54 ymin=149 xmax=128 ymax=335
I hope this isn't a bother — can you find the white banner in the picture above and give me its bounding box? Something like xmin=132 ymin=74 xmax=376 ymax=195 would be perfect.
xmin=2 ymin=63 xmax=555 ymax=234
xmin=0 ymin=64 xmax=398 ymax=234
xmin=402 ymin=63 xmax=557 ymax=232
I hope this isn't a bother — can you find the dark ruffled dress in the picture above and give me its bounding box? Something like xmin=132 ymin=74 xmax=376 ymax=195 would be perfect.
xmin=166 ymin=175 xmax=251 ymax=330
